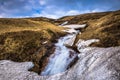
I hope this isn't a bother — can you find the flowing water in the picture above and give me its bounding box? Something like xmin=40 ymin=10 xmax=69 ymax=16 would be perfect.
xmin=40 ymin=24 xmax=87 ymax=76
xmin=41 ymin=34 xmax=77 ymax=76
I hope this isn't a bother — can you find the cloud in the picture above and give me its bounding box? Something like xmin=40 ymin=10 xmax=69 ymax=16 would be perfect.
xmin=33 ymin=9 xmax=81 ymax=19
xmin=0 ymin=0 xmax=120 ymax=18
xmin=32 ymin=9 xmax=103 ymax=19
xmin=0 ymin=13 xmax=6 ymax=18
xmin=32 ymin=0 xmax=120 ymax=18
xmin=0 ymin=0 xmax=41 ymax=17
xmin=39 ymin=0 xmax=46 ymax=5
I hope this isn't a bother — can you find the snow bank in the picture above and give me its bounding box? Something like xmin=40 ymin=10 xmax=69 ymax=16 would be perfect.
xmin=60 ymin=21 xmax=68 ymax=26
xmin=62 ymin=24 xmax=86 ymax=34
xmin=75 ymin=39 xmax=99 ymax=53
xmin=63 ymin=24 xmax=86 ymax=29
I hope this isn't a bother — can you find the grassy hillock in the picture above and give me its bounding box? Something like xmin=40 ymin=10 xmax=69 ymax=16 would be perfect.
xmin=57 ymin=10 xmax=120 ymax=47
xmin=0 ymin=18 xmax=65 ymax=73
xmin=0 ymin=18 xmax=63 ymax=33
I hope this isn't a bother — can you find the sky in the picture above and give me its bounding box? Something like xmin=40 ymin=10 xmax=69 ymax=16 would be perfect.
xmin=0 ymin=0 xmax=120 ymax=19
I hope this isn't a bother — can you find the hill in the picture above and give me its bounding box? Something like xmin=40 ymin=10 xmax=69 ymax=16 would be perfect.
xmin=55 ymin=10 xmax=120 ymax=47
xmin=0 ymin=18 xmax=65 ymax=73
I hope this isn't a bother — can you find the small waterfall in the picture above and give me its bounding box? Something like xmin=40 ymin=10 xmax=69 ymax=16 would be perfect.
xmin=41 ymin=34 xmax=77 ymax=76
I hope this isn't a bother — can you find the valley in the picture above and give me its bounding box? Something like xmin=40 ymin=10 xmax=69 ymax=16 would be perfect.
xmin=0 ymin=10 xmax=120 ymax=80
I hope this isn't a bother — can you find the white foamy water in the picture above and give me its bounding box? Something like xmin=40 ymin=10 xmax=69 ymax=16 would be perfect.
xmin=41 ymin=34 xmax=77 ymax=76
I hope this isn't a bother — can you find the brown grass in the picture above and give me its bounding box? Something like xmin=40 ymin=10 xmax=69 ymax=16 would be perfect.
xmin=56 ymin=10 xmax=120 ymax=47
xmin=0 ymin=18 xmax=64 ymax=34
xmin=0 ymin=18 xmax=65 ymax=73
xmin=74 ymin=10 xmax=120 ymax=47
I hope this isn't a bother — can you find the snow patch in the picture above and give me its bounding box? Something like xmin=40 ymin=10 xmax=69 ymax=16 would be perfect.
xmin=64 ymin=34 xmax=76 ymax=46
xmin=63 ymin=24 xmax=86 ymax=29
xmin=60 ymin=21 xmax=68 ymax=26
xmin=42 ymin=41 xmax=48 ymax=44
xmin=76 ymin=39 xmax=99 ymax=53
xmin=62 ymin=29 xmax=79 ymax=34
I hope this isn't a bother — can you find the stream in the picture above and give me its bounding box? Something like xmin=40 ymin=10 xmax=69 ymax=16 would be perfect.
xmin=41 ymin=34 xmax=77 ymax=76
xmin=41 ymin=24 xmax=86 ymax=76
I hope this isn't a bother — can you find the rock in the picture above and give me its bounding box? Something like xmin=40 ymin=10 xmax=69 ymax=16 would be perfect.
xmin=0 ymin=47 xmax=120 ymax=80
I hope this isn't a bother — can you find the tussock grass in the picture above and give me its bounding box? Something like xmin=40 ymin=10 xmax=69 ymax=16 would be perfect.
xmin=0 ymin=18 xmax=65 ymax=73
xmin=0 ymin=18 xmax=64 ymax=34
xmin=75 ymin=10 xmax=120 ymax=47
xmin=57 ymin=10 xmax=120 ymax=47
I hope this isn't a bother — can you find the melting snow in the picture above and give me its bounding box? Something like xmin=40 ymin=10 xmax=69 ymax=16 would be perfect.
xmin=62 ymin=24 xmax=86 ymax=34
xmin=76 ymin=39 xmax=99 ymax=53
xmin=42 ymin=41 xmax=48 ymax=44
xmin=62 ymin=29 xmax=79 ymax=34
xmin=60 ymin=21 xmax=68 ymax=26
xmin=63 ymin=24 xmax=86 ymax=29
